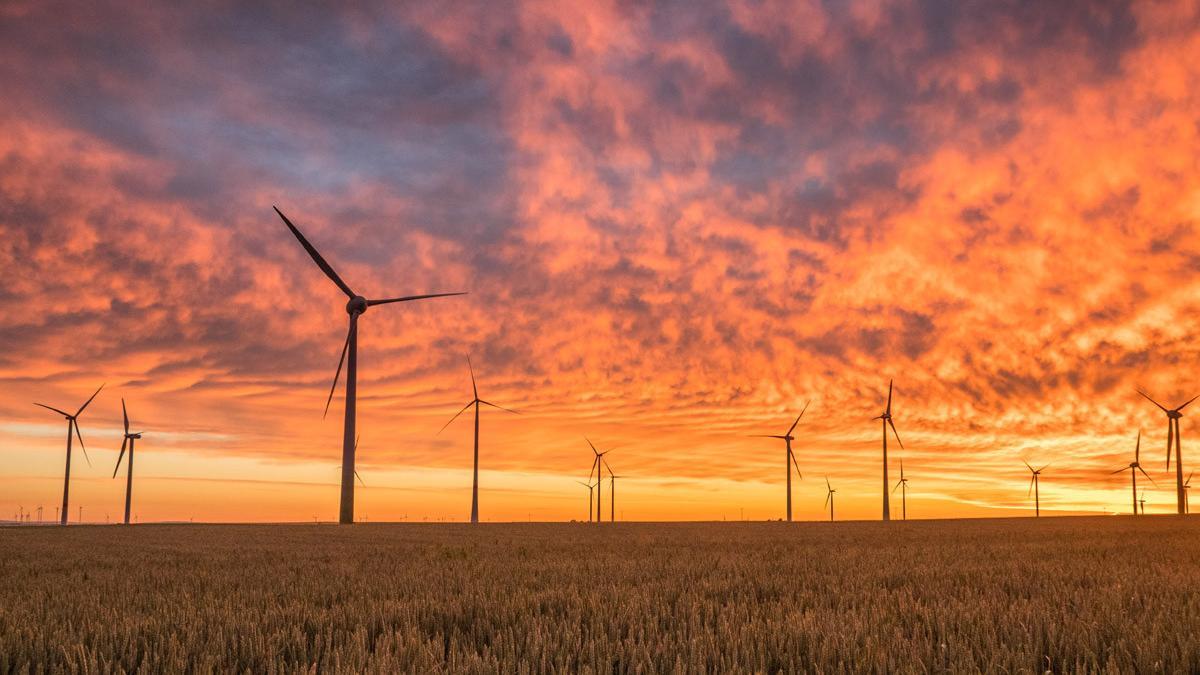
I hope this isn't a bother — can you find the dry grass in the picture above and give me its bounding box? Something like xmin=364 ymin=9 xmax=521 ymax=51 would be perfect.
xmin=1 ymin=517 xmax=1197 ymax=673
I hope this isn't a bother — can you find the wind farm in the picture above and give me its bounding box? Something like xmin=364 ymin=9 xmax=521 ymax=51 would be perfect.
xmin=6 ymin=1 xmax=1200 ymax=671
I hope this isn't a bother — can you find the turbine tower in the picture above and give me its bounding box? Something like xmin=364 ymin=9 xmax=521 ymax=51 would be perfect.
xmin=111 ymin=399 xmax=144 ymax=525
xmin=873 ymin=380 xmax=904 ymax=521
xmin=1025 ymin=461 xmax=1048 ymax=517
xmin=824 ymin=477 xmax=836 ymax=522
xmin=1110 ymin=430 xmax=1154 ymax=515
xmin=892 ymin=457 xmax=909 ymax=521
xmin=748 ymin=402 xmax=809 ymax=521
xmin=274 ymin=206 xmax=465 ymax=524
xmin=1137 ymin=390 xmax=1198 ymax=515
xmin=439 ymin=355 xmax=518 ymax=524
xmin=604 ymin=458 xmax=625 ymax=522
xmin=586 ymin=439 xmax=613 ymax=523
xmin=34 ymin=384 xmax=103 ymax=525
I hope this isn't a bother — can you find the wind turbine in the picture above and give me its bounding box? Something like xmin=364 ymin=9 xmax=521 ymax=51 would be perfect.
xmin=892 ymin=457 xmax=909 ymax=520
xmin=1137 ymin=389 xmax=1199 ymax=515
xmin=34 ymin=384 xmax=103 ymax=525
xmin=1025 ymin=461 xmax=1048 ymax=517
xmin=748 ymin=402 xmax=809 ymax=521
xmin=274 ymin=206 xmax=465 ymax=524
xmin=111 ymin=399 xmax=144 ymax=525
xmin=604 ymin=458 xmax=626 ymax=522
xmin=586 ymin=439 xmax=613 ymax=523
xmin=438 ymin=355 xmax=518 ymax=524
xmin=1110 ymin=430 xmax=1154 ymax=515
xmin=576 ymin=480 xmax=595 ymax=522
xmin=1139 ymin=490 xmax=1147 ymax=515
xmin=873 ymin=380 xmax=903 ymax=521
xmin=824 ymin=476 xmax=836 ymax=522
xmin=1184 ymin=471 xmax=1193 ymax=514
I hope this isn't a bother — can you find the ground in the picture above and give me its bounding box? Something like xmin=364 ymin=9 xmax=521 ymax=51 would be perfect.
xmin=1 ymin=517 xmax=1197 ymax=673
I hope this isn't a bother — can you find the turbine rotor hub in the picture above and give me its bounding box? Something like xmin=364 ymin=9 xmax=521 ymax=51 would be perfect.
xmin=346 ymin=295 xmax=368 ymax=315
xmin=1169 ymin=411 xmax=1183 ymax=419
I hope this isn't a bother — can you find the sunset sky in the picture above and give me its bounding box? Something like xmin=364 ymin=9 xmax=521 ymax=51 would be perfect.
xmin=3 ymin=1 xmax=1200 ymax=523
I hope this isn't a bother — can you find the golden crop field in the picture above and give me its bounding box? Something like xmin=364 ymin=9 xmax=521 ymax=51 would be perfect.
xmin=1 ymin=517 xmax=1198 ymax=673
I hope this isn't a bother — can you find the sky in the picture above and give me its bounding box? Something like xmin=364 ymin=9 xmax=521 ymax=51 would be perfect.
xmin=2 ymin=0 xmax=1200 ymax=523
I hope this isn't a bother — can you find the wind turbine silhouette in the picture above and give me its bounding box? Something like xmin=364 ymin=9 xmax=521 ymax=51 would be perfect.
xmin=1110 ymin=430 xmax=1154 ymax=515
xmin=34 ymin=384 xmax=103 ymax=525
xmin=576 ymin=480 xmax=595 ymax=522
xmin=1184 ymin=471 xmax=1193 ymax=514
xmin=824 ymin=476 xmax=836 ymax=522
xmin=438 ymin=355 xmax=518 ymax=524
xmin=1025 ymin=461 xmax=1048 ymax=517
xmin=586 ymin=439 xmax=614 ymax=523
xmin=892 ymin=457 xmax=909 ymax=520
xmin=604 ymin=458 xmax=625 ymax=523
xmin=274 ymin=206 xmax=465 ymax=524
xmin=873 ymin=380 xmax=903 ymax=521
xmin=1139 ymin=490 xmax=1147 ymax=515
xmin=748 ymin=402 xmax=809 ymax=522
xmin=111 ymin=399 xmax=143 ymax=525
xmin=1137 ymin=390 xmax=1199 ymax=515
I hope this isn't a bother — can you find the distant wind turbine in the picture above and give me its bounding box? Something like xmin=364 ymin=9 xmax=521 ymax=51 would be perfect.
xmin=873 ymin=380 xmax=903 ymax=521
xmin=1137 ymin=389 xmax=1199 ymax=515
xmin=1139 ymin=490 xmax=1147 ymax=515
xmin=892 ymin=457 xmax=909 ymax=521
xmin=604 ymin=458 xmax=625 ymax=522
xmin=586 ymin=439 xmax=614 ymax=523
xmin=274 ymin=206 xmax=465 ymax=524
xmin=1110 ymin=430 xmax=1154 ymax=515
xmin=438 ymin=355 xmax=518 ymax=524
xmin=1025 ymin=461 xmax=1048 ymax=517
xmin=1184 ymin=471 xmax=1193 ymax=514
xmin=34 ymin=384 xmax=103 ymax=526
xmin=824 ymin=476 xmax=836 ymax=522
xmin=748 ymin=402 xmax=809 ymax=521
xmin=576 ymin=480 xmax=595 ymax=522
xmin=111 ymin=399 xmax=144 ymax=525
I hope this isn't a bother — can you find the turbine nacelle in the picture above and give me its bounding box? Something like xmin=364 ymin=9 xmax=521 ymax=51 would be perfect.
xmin=346 ymin=295 xmax=368 ymax=315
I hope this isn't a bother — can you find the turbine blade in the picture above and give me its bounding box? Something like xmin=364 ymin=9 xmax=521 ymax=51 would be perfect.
xmin=323 ymin=326 xmax=351 ymax=419
xmin=273 ymin=206 xmax=355 ymax=298
xmin=1023 ymin=460 xmax=1034 ymax=472
xmin=888 ymin=418 xmax=904 ymax=450
xmin=366 ymin=292 xmax=467 ymax=307
xmin=33 ymin=403 xmax=70 ymax=417
xmin=893 ymin=479 xmax=902 ymax=493
xmin=886 ymin=379 xmax=893 ymax=414
xmin=1109 ymin=467 xmax=1128 ymax=475
xmin=437 ymin=401 xmax=474 ymax=435
xmin=355 ymin=435 xmax=360 ymax=452
xmin=1038 ymin=464 xmax=1050 ymax=473
xmin=1137 ymin=390 xmax=1169 ymax=413
xmin=112 ymin=437 xmax=127 ymax=478
xmin=479 ymin=400 xmax=519 ymax=415
xmin=355 ymin=470 xmax=365 ymax=487
xmin=824 ymin=491 xmax=831 ymax=509
xmin=73 ymin=421 xmax=91 ymax=468
xmin=1176 ymin=393 xmax=1200 ymax=412
xmin=748 ymin=434 xmax=787 ymax=439
xmin=787 ymin=401 xmax=810 ymax=435
xmin=467 ymin=354 xmax=478 ymax=400
xmin=825 ymin=475 xmax=831 ymax=491
xmin=789 ymin=450 xmax=802 ymax=480
xmin=586 ymin=437 xmax=600 ymax=456
xmin=122 ymin=398 xmax=129 ymax=434
xmin=1135 ymin=429 xmax=1141 ymax=463
xmin=1028 ymin=474 xmax=1035 ymax=497
xmin=1138 ymin=465 xmax=1156 ymax=487
xmin=900 ymin=457 xmax=905 ymax=479
xmin=1167 ymin=421 xmax=1174 ymax=471
xmin=75 ymin=383 xmax=104 ymax=417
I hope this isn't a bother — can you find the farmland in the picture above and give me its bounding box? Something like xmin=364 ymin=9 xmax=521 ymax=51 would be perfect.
xmin=1 ymin=517 xmax=1198 ymax=673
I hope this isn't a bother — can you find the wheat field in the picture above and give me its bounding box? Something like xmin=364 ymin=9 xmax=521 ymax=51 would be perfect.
xmin=1 ymin=517 xmax=1197 ymax=673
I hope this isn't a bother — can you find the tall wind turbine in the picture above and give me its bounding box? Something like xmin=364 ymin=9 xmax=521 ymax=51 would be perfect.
xmin=892 ymin=458 xmax=909 ymax=521
xmin=438 ymin=355 xmax=518 ymax=524
xmin=34 ymin=384 xmax=103 ymax=526
xmin=576 ymin=480 xmax=595 ymax=522
xmin=1184 ymin=471 xmax=1193 ymax=514
xmin=748 ymin=402 xmax=809 ymax=521
xmin=1110 ymin=430 xmax=1154 ymax=515
xmin=586 ymin=439 xmax=613 ymax=523
xmin=111 ymin=399 xmax=144 ymax=525
xmin=873 ymin=380 xmax=903 ymax=521
xmin=824 ymin=477 xmax=836 ymax=522
xmin=274 ymin=206 xmax=465 ymax=524
xmin=1025 ymin=461 xmax=1048 ymax=517
xmin=1137 ymin=389 xmax=1199 ymax=515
